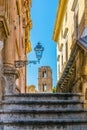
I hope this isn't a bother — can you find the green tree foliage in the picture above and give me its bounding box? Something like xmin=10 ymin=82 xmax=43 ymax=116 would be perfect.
xmin=52 ymin=87 xmax=56 ymax=93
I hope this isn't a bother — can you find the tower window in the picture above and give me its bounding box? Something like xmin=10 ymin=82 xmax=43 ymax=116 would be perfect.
xmin=43 ymin=71 xmax=47 ymax=78
xmin=43 ymin=84 xmax=47 ymax=92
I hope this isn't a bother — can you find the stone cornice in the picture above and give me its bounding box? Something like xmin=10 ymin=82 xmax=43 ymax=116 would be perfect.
xmin=53 ymin=0 xmax=68 ymax=42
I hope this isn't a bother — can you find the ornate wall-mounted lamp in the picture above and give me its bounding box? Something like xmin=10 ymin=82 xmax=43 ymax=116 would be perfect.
xmin=14 ymin=42 xmax=44 ymax=68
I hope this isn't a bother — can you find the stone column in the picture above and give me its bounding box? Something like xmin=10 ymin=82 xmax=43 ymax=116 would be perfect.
xmin=3 ymin=38 xmax=20 ymax=94
xmin=82 ymin=52 xmax=87 ymax=101
xmin=3 ymin=65 xmax=19 ymax=94
xmin=3 ymin=0 xmax=19 ymax=94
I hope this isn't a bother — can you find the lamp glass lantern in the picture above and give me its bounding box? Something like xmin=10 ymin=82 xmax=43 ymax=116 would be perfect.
xmin=34 ymin=42 xmax=44 ymax=63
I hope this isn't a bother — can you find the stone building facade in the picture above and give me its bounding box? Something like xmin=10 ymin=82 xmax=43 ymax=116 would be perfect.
xmin=38 ymin=66 xmax=52 ymax=92
xmin=0 ymin=0 xmax=32 ymax=96
xmin=53 ymin=0 xmax=87 ymax=99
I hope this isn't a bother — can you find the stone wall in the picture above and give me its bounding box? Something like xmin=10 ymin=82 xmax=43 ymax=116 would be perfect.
xmin=0 ymin=0 xmax=32 ymax=96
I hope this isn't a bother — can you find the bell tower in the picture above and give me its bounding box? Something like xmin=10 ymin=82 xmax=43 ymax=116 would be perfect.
xmin=38 ymin=66 xmax=52 ymax=92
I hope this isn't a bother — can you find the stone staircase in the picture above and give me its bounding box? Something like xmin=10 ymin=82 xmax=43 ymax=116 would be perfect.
xmin=0 ymin=93 xmax=87 ymax=130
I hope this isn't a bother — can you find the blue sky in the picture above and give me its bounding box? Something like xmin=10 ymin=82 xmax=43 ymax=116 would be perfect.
xmin=27 ymin=0 xmax=58 ymax=90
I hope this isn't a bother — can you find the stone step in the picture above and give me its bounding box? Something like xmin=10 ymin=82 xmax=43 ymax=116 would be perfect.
xmin=1 ymin=93 xmax=86 ymax=130
xmin=0 ymin=109 xmax=87 ymax=120
xmin=0 ymin=119 xmax=87 ymax=130
xmin=4 ymin=93 xmax=83 ymax=101
xmin=2 ymin=100 xmax=83 ymax=110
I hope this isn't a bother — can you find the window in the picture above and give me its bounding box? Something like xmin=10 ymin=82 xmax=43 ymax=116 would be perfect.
xmin=61 ymin=30 xmax=63 ymax=38
xmin=58 ymin=63 xmax=60 ymax=77
xmin=43 ymin=84 xmax=47 ymax=92
xmin=64 ymin=31 xmax=68 ymax=62
xmin=43 ymin=71 xmax=47 ymax=78
xmin=71 ymin=0 xmax=78 ymax=11
xmin=66 ymin=41 xmax=68 ymax=61
xmin=71 ymin=0 xmax=78 ymax=39
xmin=58 ymin=55 xmax=60 ymax=73
xmin=61 ymin=54 xmax=63 ymax=66
xmin=74 ymin=12 xmax=78 ymax=39
xmin=65 ymin=12 xmax=67 ymax=24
